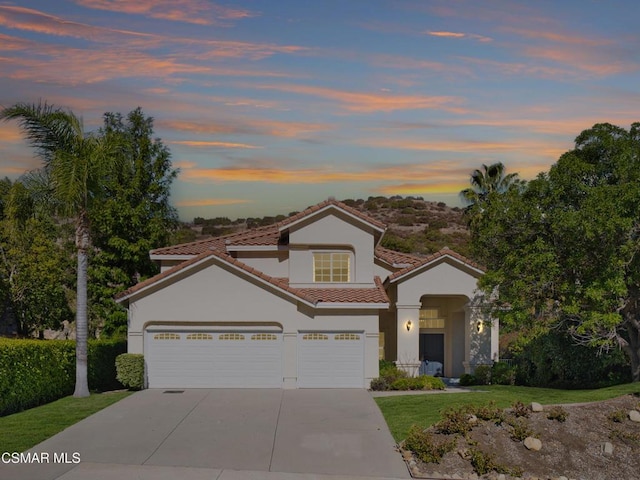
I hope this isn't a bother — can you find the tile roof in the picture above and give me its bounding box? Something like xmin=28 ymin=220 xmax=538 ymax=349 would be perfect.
xmin=374 ymin=246 xmax=423 ymax=267
xmin=278 ymin=199 xmax=387 ymax=231
xmin=386 ymin=247 xmax=484 ymax=282
xmin=118 ymin=248 xmax=389 ymax=307
xmin=285 ymin=276 xmax=389 ymax=304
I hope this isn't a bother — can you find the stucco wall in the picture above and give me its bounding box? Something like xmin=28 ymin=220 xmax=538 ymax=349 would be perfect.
xmin=288 ymin=212 xmax=375 ymax=285
xmin=396 ymin=259 xmax=480 ymax=305
xmin=234 ymin=250 xmax=289 ymax=277
xmin=126 ymin=259 xmax=380 ymax=387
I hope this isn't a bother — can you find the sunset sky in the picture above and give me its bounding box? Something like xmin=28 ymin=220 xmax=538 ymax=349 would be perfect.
xmin=1 ymin=1 xmax=639 ymax=220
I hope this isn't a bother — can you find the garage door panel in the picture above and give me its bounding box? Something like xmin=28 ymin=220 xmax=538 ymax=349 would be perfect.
xmin=297 ymin=332 xmax=364 ymax=388
xmin=146 ymin=330 xmax=282 ymax=388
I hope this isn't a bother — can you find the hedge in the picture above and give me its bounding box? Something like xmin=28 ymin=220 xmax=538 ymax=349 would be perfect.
xmin=115 ymin=353 xmax=145 ymax=390
xmin=0 ymin=338 xmax=127 ymax=417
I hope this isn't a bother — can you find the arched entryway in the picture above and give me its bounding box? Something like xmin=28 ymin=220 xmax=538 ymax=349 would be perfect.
xmin=418 ymin=295 xmax=468 ymax=378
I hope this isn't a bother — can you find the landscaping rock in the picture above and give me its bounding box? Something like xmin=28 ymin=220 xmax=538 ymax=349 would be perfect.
xmin=601 ymin=441 xmax=614 ymax=456
xmin=629 ymin=410 xmax=640 ymax=423
xmin=531 ymin=402 xmax=544 ymax=412
xmin=524 ymin=436 xmax=542 ymax=451
xmin=467 ymin=413 xmax=478 ymax=425
xmin=458 ymin=448 xmax=471 ymax=460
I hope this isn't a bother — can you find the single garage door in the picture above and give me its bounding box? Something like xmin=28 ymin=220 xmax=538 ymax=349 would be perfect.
xmin=146 ymin=329 xmax=283 ymax=388
xmin=297 ymin=332 xmax=364 ymax=388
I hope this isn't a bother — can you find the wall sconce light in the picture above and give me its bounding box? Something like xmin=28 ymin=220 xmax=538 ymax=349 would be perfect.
xmin=406 ymin=320 xmax=412 ymax=331
xmin=476 ymin=320 xmax=484 ymax=333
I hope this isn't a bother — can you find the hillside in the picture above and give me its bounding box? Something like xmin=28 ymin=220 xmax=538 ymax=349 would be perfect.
xmin=174 ymin=196 xmax=471 ymax=259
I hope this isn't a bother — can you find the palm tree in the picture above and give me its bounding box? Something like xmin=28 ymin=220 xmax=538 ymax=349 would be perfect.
xmin=460 ymin=162 xmax=521 ymax=209
xmin=1 ymin=101 xmax=119 ymax=397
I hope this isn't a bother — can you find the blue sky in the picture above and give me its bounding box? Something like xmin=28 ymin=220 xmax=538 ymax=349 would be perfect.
xmin=1 ymin=1 xmax=639 ymax=220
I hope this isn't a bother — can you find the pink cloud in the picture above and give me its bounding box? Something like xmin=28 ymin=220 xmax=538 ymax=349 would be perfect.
xmin=427 ymin=31 xmax=492 ymax=42
xmin=73 ymin=0 xmax=258 ymax=26
xmin=257 ymin=84 xmax=465 ymax=113
xmin=171 ymin=140 xmax=262 ymax=149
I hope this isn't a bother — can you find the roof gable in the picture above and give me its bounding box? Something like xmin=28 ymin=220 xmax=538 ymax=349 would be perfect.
xmin=386 ymin=248 xmax=484 ymax=284
xmin=278 ymin=199 xmax=386 ymax=234
xmin=118 ymin=249 xmax=388 ymax=308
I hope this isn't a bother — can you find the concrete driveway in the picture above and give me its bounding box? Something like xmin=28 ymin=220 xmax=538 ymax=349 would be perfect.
xmin=0 ymin=389 xmax=410 ymax=480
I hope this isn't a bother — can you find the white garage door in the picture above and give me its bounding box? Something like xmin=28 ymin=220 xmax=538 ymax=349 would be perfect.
xmin=146 ymin=330 xmax=283 ymax=388
xmin=297 ymin=332 xmax=364 ymax=388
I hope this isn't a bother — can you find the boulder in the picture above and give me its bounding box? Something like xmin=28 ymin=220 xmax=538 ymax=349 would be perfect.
xmin=601 ymin=442 xmax=614 ymax=456
xmin=524 ymin=436 xmax=542 ymax=451
xmin=628 ymin=410 xmax=640 ymax=423
xmin=530 ymin=402 xmax=544 ymax=412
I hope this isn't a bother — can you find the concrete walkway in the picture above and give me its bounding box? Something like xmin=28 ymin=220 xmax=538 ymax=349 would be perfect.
xmin=0 ymin=389 xmax=410 ymax=480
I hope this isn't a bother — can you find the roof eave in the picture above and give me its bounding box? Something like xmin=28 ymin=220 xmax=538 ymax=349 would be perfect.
xmin=388 ymin=254 xmax=484 ymax=284
xmin=279 ymin=204 xmax=385 ymax=235
xmin=313 ymin=302 xmax=389 ymax=309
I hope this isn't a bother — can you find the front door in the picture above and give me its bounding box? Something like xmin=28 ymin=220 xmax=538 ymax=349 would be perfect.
xmin=419 ymin=333 xmax=444 ymax=376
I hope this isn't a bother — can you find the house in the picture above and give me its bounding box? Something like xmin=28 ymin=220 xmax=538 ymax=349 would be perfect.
xmin=116 ymin=199 xmax=498 ymax=389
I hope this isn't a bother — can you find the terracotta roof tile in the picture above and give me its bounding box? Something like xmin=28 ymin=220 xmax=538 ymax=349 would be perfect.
xmin=118 ymin=248 xmax=389 ymax=307
xmin=278 ymin=199 xmax=387 ymax=231
xmin=287 ymin=276 xmax=389 ymax=304
xmin=387 ymin=247 xmax=484 ymax=282
xmin=375 ymin=246 xmax=423 ymax=267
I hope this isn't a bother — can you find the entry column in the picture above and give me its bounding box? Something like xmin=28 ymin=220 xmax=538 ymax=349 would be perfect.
xmin=396 ymin=304 xmax=420 ymax=376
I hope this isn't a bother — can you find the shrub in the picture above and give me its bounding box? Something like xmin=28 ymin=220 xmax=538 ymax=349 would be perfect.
xmin=404 ymin=425 xmax=456 ymax=464
xmin=0 ymin=339 xmax=74 ymax=416
xmin=491 ymin=362 xmax=516 ymax=385
xmin=435 ymin=406 xmax=474 ymax=435
xmin=511 ymin=330 xmax=630 ymax=388
xmin=0 ymin=338 xmax=126 ymax=417
xmin=547 ymin=406 xmax=569 ymax=422
xmin=506 ymin=416 xmax=535 ymax=441
xmin=473 ymin=365 xmax=492 ymax=385
xmin=608 ymin=409 xmax=627 ymax=423
xmin=115 ymin=354 xmax=145 ymax=390
xmin=424 ymin=376 xmax=446 ymax=390
xmin=88 ymin=339 xmax=127 ymax=392
xmin=511 ymin=401 xmax=530 ymax=418
xmin=369 ymin=377 xmax=391 ymax=391
xmin=459 ymin=373 xmax=476 ymax=386
xmin=473 ymin=401 xmax=504 ymax=422
xmin=469 ymin=448 xmax=522 ymax=477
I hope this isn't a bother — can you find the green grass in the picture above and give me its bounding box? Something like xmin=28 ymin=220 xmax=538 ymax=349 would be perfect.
xmin=375 ymin=383 xmax=640 ymax=442
xmin=0 ymin=391 xmax=132 ymax=452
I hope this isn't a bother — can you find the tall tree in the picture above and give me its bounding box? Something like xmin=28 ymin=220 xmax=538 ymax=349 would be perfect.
xmin=460 ymin=162 xmax=522 ymax=225
xmin=471 ymin=123 xmax=640 ymax=381
xmin=89 ymin=107 xmax=178 ymax=337
xmin=0 ymin=102 xmax=120 ymax=397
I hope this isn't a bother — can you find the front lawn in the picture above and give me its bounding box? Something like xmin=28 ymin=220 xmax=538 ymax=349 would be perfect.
xmin=0 ymin=391 xmax=132 ymax=452
xmin=375 ymin=383 xmax=640 ymax=442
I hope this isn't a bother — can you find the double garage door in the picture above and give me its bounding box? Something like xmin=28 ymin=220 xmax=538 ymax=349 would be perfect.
xmin=146 ymin=329 xmax=364 ymax=388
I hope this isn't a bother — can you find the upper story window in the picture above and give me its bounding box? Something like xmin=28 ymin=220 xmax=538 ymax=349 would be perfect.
xmin=313 ymin=252 xmax=350 ymax=282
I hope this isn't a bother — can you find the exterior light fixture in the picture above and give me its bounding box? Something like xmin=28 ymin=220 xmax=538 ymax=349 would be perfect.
xmin=476 ymin=321 xmax=484 ymax=333
xmin=406 ymin=320 xmax=412 ymax=331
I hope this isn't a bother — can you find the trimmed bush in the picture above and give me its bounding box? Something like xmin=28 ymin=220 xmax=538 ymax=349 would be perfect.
xmin=88 ymin=339 xmax=127 ymax=392
xmin=115 ymin=353 xmax=145 ymax=390
xmin=0 ymin=339 xmax=75 ymax=416
xmin=0 ymin=338 xmax=126 ymax=417
xmin=491 ymin=362 xmax=516 ymax=385
xmin=459 ymin=373 xmax=476 ymax=386
xmin=473 ymin=365 xmax=492 ymax=385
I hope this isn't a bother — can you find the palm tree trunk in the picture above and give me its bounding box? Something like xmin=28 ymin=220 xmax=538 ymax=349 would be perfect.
xmin=73 ymin=215 xmax=90 ymax=398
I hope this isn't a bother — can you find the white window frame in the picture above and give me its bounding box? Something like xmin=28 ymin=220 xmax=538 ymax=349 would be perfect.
xmin=313 ymin=251 xmax=351 ymax=283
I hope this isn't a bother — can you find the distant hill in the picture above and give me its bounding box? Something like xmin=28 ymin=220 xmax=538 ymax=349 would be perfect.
xmin=172 ymin=196 xmax=471 ymax=259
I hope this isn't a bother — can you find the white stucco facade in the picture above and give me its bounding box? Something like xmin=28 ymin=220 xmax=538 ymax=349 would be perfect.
xmin=118 ymin=200 xmax=497 ymax=389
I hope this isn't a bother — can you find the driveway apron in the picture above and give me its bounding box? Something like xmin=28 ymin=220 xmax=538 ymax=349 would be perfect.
xmin=0 ymin=389 xmax=409 ymax=480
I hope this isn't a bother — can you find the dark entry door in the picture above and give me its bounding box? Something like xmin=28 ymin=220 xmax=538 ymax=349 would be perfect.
xmin=419 ymin=333 xmax=444 ymax=376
